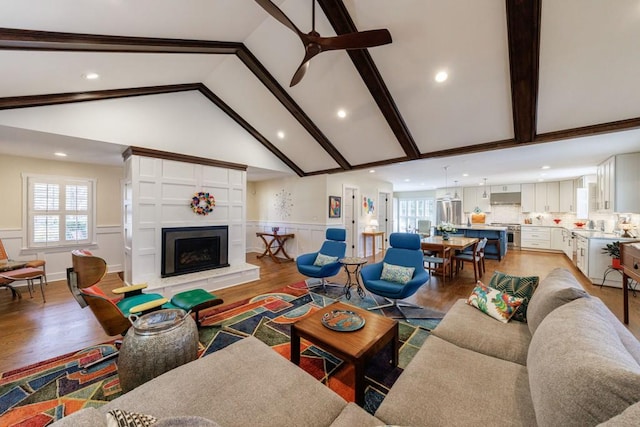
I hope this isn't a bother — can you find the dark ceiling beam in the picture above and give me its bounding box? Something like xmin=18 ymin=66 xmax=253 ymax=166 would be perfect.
xmin=197 ymin=84 xmax=304 ymax=177
xmin=0 ymin=28 xmax=349 ymax=173
xmin=535 ymin=117 xmax=640 ymax=143
xmin=318 ymin=0 xmax=421 ymax=159
xmin=0 ymin=84 xmax=201 ymax=110
xmin=236 ymin=48 xmax=351 ymax=170
xmin=506 ymin=0 xmax=541 ymax=143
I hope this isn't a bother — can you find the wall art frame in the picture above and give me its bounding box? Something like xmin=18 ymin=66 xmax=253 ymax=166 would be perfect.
xmin=329 ymin=195 xmax=342 ymax=218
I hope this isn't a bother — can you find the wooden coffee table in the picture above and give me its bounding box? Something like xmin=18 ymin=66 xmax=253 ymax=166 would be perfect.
xmin=290 ymin=301 xmax=399 ymax=406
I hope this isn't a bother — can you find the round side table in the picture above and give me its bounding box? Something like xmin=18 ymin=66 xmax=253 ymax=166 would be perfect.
xmin=339 ymin=257 xmax=368 ymax=300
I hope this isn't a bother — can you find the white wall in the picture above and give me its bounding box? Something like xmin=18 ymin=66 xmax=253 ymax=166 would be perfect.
xmin=124 ymin=155 xmax=247 ymax=285
xmin=247 ymin=172 xmax=393 ymax=258
xmin=0 ymin=154 xmax=124 ymax=282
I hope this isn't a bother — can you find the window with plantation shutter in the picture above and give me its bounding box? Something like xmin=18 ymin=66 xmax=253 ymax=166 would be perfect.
xmin=24 ymin=174 xmax=96 ymax=248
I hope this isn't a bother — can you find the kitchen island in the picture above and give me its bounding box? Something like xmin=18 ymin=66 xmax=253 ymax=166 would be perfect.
xmin=434 ymin=224 xmax=508 ymax=260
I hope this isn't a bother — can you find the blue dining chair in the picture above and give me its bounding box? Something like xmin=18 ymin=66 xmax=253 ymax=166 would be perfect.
xmin=296 ymin=228 xmax=346 ymax=290
xmin=361 ymin=233 xmax=429 ymax=321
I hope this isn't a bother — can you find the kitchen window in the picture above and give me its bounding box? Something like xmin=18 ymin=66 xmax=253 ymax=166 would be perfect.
xmin=23 ymin=174 xmax=96 ymax=249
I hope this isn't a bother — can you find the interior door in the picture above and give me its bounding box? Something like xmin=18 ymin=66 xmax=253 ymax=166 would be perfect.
xmin=378 ymin=191 xmax=391 ymax=249
xmin=344 ymin=187 xmax=358 ymax=257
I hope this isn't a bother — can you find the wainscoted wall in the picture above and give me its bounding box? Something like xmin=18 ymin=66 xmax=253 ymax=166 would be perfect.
xmin=0 ymin=226 xmax=124 ymax=283
xmin=123 ymin=153 xmax=255 ymax=293
xmin=246 ymin=221 xmax=331 ymax=260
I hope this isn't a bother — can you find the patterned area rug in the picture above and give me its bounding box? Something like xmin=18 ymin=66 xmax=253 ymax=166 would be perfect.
xmin=0 ymin=280 xmax=444 ymax=425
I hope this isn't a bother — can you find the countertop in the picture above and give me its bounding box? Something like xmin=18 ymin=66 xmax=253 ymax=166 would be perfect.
xmin=520 ymin=224 xmax=638 ymax=240
xmin=450 ymin=224 xmax=507 ymax=231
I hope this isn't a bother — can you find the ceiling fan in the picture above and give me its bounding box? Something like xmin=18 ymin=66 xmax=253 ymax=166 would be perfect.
xmin=255 ymin=0 xmax=392 ymax=87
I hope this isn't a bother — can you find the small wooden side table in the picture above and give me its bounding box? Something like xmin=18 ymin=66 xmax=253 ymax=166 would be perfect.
xmin=256 ymin=232 xmax=295 ymax=263
xmin=362 ymin=231 xmax=385 ymax=261
xmin=291 ymin=301 xmax=398 ymax=406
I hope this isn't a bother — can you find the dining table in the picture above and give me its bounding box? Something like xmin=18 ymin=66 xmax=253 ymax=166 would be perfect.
xmin=420 ymin=236 xmax=479 ymax=280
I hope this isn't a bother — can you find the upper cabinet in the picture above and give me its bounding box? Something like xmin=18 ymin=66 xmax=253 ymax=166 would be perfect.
xmin=559 ymin=180 xmax=575 ymax=212
xmin=534 ymin=182 xmax=560 ymax=212
xmin=521 ymin=182 xmax=559 ymax=212
xmin=463 ymin=186 xmax=491 ymax=213
xmin=597 ymin=153 xmax=640 ymax=213
xmin=490 ymin=184 xmax=521 ymax=193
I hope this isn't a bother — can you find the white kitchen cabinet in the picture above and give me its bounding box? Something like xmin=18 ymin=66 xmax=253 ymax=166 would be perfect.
xmin=521 ymin=226 xmax=551 ymax=249
xmin=559 ymin=180 xmax=575 ymax=212
xmin=534 ymin=182 xmax=560 ymax=212
xmin=597 ymin=152 xmax=640 ymax=213
xmin=550 ymin=228 xmax=564 ymax=251
xmin=561 ymin=228 xmax=574 ymax=259
xmin=490 ymin=184 xmax=521 ymax=193
xmin=575 ymin=234 xmax=589 ymax=276
xmin=588 ymin=238 xmax=622 ymax=288
xmin=521 ymin=183 xmax=535 ymax=212
xmin=462 ymin=186 xmax=491 ymax=213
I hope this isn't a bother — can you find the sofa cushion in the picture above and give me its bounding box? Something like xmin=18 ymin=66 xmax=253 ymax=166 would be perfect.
xmin=376 ymin=336 xmax=536 ymax=426
xmin=597 ymin=401 xmax=640 ymax=426
xmin=526 ymin=268 xmax=589 ymax=334
xmin=97 ymin=337 xmax=348 ymax=427
xmin=380 ymin=262 xmax=415 ymax=284
xmin=51 ymin=407 xmax=106 ymax=427
xmin=467 ymin=281 xmax=524 ymax=323
xmin=329 ymin=403 xmax=384 ymax=427
xmin=488 ymin=271 xmax=539 ymax=322
xmin=527 ymin=297 xmax=640 ymax=427
xmin=431 ymin=299 xmax=531 ymax=365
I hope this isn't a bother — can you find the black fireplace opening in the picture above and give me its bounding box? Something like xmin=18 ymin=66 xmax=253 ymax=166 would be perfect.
xmin=161 ymin=226 xmax=229 ymax=277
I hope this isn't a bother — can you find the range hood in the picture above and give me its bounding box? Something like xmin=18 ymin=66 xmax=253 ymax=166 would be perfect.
xmin=490 ymin=192 xmax=521 ymax=205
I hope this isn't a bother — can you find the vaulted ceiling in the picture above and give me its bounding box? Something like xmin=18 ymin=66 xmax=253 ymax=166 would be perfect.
xmin=1 ymin=1 xmax=639 ymax=191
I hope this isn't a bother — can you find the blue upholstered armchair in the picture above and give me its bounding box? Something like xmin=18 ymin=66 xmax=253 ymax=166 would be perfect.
xmin=361 ymin=233 xmax=429 ymax=320
xmin=296 ymin=228 xmax=346 ymax=290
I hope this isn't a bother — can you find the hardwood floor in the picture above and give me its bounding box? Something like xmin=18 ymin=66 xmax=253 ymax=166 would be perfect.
xmin=0 ymin=249 xmax=638 ymax=373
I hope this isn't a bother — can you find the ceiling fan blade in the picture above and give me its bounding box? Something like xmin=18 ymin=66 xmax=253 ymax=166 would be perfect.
xmin=317 ymin=29 xmax=392 ymax=51
xmin=290 ymin=45 xmax=322 ymax=87
xmin=254 ymin=0 xmax=303 ymax=36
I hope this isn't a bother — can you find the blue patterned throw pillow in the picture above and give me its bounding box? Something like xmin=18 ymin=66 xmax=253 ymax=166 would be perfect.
xmin=313 ymin=253 xmax=338 ymax=267
xmin=380 ymin=262 xmax=415 ymax=284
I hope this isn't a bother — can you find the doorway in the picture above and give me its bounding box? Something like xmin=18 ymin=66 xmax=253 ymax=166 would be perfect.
xmin=378 ymin=191 xmax=391 ymax=250
xmin=343 ymin=186 xmax=358 ymax=257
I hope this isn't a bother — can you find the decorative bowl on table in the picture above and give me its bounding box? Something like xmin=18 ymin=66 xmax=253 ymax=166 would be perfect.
xmin=321 ymin=310 xmax=365 ymax=332
xmin=553 ymin=219 xmax=562 ymax=224
xmin=574 ymin=222 xmax=586 ymax=228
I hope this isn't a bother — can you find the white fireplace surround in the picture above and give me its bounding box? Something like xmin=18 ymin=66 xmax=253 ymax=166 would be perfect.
xmin=123 ymin=154 xmax=258 ymax=297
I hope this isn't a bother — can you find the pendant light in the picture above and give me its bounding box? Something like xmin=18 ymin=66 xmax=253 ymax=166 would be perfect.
xmin=443 ymin=166 xmax=451 ymax=200
xmin=481 ymin=178 xmax=488 ymax=199
xmin=453 ymin=180 xmax=460 ymax=199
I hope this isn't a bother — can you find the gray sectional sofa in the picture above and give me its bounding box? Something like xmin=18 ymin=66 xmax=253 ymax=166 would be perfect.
xmin=53 ymin=268 xmax=639 ymax=426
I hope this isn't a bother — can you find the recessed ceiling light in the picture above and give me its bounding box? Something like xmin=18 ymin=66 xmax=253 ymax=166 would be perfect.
xmin=337 ymin=109 xmax=347 ymax=119
xmin=435 ymin=71 xmax=448 ymax=83
xmin=462 ymin=173 xmax=469 ymax=177
xmin=83 ymin=72 xmax=100 ymax=80
xmin=369 ymin=169 xmax=375 ymax=173
xmin=54 ymin=152 xmax=67 ymax=157
xmin=404 ymin=179 xmax=411 ymax=182
xmin=277 ymin=131 xmax=285 ymax=139
xmin=541 ymin=165 xmax=550 ymax=169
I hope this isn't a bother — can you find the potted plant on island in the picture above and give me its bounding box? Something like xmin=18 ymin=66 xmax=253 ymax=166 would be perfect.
xmin=602 ymin=241 xmax=621 ymax=269
xmin=437 ymin=222 xmax=457 ymax=241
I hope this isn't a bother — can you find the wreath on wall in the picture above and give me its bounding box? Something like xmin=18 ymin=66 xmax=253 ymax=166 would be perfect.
xmin=190 ymin=191 xmax=216 ymax=215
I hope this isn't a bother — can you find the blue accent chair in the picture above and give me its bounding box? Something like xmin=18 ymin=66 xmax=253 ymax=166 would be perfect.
xmin=296 ymin=228 xmax=347 ymax=290
xmin=361 ymin=233 xmax=429 ymax=321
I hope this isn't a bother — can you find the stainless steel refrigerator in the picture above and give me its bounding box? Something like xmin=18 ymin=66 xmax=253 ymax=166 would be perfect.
xmin=436 ymin=199 xmax=462 ymax=225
